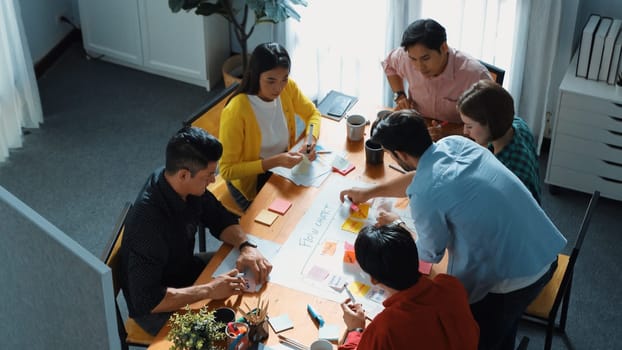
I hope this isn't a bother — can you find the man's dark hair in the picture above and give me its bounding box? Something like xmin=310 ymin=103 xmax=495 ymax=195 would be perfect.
xmin=457 ymin=80 xmax=515 ymax=140
xmin=165 ymin=126 xmax=222 ymax=176
xmin=401 ymin=18 xmax=447 ymax=52
xmin=370 ymin=110 xmax=432 ymax=158
xmin=355 ymin=225 xmax=420 ymax=290
xmin=234 ymin=42 xmax=291 ymax=98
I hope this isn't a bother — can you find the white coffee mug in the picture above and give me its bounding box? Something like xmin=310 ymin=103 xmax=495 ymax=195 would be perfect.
xmin=310 ymin=339 xmax=333 ymax=350
xmin=346 ymin=115 xmax=366 ymax=141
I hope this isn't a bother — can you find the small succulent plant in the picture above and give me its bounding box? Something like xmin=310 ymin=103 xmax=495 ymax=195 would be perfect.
xmin=168 ymin=305 xmax=226 ymax=350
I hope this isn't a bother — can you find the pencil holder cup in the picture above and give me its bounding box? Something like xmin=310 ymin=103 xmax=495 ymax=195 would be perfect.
xmin=226 ymin=322 xmax=250 ymax=350
xmin=248 ymin=319 xmax=270 ymax=343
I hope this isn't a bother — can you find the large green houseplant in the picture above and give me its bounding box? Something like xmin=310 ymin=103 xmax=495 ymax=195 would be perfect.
xmin=169 ymin=0 xmax=308 ymax=76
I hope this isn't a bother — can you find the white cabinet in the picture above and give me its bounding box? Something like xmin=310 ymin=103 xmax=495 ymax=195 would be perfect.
xmin=545 ymin=53 xmax=622 ymax=201
xmin=78 ymin=0 xmax=229 ymax=90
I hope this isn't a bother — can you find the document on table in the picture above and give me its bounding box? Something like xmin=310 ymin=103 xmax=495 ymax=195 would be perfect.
xmin=271 ymin=142 xmax=333 ymax=187
xmin=213 ymin=235 xmax=282 ymax=292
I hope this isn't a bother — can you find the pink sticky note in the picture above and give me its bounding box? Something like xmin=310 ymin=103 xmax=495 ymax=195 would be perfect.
xmin=344 ymin=241 xmax=355 ymax=251
xmin=306 ymin=265 xmax=330 ymax=281
xmin=268 ymin=198 xmax=292 ymax=215
xmin=418 ymin=260 xmax=433 ymax=275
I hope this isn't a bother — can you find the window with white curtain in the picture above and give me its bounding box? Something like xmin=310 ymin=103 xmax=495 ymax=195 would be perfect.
xmin=284 ymin=0 xmax=390 ymax=111
xmin=284 ymin=0 xmax=517 ymax=108
xmin=420 ymin=0 xmax=517 ymax=87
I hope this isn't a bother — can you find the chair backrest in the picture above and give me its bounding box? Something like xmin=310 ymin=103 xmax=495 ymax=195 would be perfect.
xmin=516 ymin=336 xmax=530 ymax=350
xmin=184 ymin=82 xmax=240 ymax=138
xmin=102 ymin=201 xmax=132 ymax=296
xmin=479 ymin=60 xmax=506 ymax=85
xmin=550 ymin=191 xmax=600 ymax=314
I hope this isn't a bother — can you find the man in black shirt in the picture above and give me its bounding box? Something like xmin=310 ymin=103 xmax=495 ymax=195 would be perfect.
xmin=120 ymin=126 xmax=273 ymax=335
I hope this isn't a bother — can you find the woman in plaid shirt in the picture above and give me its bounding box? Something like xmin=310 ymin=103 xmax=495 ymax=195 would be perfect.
xmin=457 ymin=80 xmax=541 ymax=204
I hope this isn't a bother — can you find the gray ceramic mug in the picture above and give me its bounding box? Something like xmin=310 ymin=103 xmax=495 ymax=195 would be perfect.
xmin=365 ymin=140 xmax=383 ymax=164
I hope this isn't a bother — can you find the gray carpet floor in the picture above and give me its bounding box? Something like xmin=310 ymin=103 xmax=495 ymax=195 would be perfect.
xmin=1 ymin=43 xmax=620 ymax=349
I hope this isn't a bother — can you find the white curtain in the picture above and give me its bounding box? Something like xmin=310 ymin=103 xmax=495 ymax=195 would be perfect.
xmin=276 ymin=0 xmax=391 ymax=112
xmin=510 ymin=0 xmax=562 ymax=153
xmin=0 ymin=0 xmax=43 ymax=163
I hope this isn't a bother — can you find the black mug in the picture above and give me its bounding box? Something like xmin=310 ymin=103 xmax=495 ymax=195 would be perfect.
xmin=365 ymin=140 xmax=383 ymax=164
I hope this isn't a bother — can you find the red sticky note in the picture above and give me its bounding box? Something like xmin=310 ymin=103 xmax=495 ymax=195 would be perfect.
xmin=418 ymin=260 xmax=433 ymax=275
xmin=343 ymin=250 xmax=357 ymax=264
xmin=268 ymin=198 xmax=292 ymax=215
xmin=333 ymin=163 xmax=355 ymax=176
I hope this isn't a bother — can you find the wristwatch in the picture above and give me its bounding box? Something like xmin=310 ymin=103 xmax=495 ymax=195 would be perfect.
xmin=393 ymin=90 xmax=406 ymax=102
xmin=390 ymin=218 xmax=406 ymax=228
xmin=348 ymin=327 xmax=364 ymax=333
xmin=239 ymin=240 xmax=258 ymax=251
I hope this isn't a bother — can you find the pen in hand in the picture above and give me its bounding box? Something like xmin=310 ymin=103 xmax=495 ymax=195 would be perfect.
xmin=306 ymin=124 xmax=314 ymax=154
xmin=344 ymin=283 xmax=357 ymax=304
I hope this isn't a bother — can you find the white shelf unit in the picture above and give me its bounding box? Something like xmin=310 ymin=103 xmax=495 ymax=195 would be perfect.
xmin=78 ymin=0 xmax=229 ymax=90
xmin=545 ymin=53 xmax=622 ymax=201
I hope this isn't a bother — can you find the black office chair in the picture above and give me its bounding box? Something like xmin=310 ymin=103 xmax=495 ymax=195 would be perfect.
xmin=522 ymin=191 xmax=600 ymax=350
xmin=183 ymin=82 xmax=243 ymax=252
xmin=479 ymin=60 xmax=506 ymax=85
xmin=102 ymin=202 xmax=154 ymax=349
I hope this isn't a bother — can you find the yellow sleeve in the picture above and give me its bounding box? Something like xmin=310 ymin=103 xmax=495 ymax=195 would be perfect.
xmin=287 ymin=79 xmax=321 ymax=141
xmin=218 ymin=95 xmax=265 ymax=182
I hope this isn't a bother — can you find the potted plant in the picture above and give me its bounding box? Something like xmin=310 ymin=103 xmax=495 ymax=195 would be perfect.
xmin=169 ymin=0 xmax=308 ymax=84
xmin=168 ymin=305 xmax=227 ymax=350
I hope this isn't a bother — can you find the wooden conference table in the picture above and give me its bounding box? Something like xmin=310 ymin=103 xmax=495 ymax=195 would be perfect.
xmin=148 ymin=109 xmax=447 ymax=349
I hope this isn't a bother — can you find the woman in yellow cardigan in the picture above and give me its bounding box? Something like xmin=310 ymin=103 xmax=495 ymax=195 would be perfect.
xmin=219 ymin=43 xmax=322 ymax=210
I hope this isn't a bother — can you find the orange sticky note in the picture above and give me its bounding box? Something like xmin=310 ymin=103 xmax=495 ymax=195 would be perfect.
xmin=268 ymin=198 xmax=292 ymax=215
xmin=343 ymin=250 xmax=357 ymax=264
xmin=341 ymin=218 xmax=365 ymax=233
xmin=395 ymin=197 xmax=410 ymax=209
xmin=254 ymin=209 xmax=279 ymax=226
xmin=321 ymin=241 xmax=337 ymax=256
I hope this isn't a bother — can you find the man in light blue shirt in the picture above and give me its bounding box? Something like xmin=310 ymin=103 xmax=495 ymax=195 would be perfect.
xmin=340 ymin=110 xmax=566 ymax=350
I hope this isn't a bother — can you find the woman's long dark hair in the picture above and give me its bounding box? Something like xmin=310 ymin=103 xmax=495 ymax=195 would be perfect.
xmin=228 ymin=42 xmax=291 ymax=102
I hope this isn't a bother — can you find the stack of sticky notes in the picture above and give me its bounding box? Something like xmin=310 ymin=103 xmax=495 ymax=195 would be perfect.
xmin=331 ymin=154 xmax=355 ymax=176
xmin=254 ymin=198 xmax=293 ymax=226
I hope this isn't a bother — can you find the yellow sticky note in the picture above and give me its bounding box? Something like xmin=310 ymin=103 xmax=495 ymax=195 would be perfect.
xmin=350 ymin=281 xmax=371 ymax=297
xmin=349 ymin=203 xmax=370 ymax=219
xmin=254 ymin=209 xmax=278 ymax=226
xmin=341 ymin=218 xmax=365 ymax=233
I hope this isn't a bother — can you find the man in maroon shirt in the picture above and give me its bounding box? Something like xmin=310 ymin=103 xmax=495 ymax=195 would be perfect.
xmin=339 ymin=224 xmax=479 ymax=350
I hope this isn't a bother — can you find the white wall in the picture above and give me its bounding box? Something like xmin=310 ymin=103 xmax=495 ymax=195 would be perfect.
xmin=18 ymin=0 xmax=78 ymax=63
